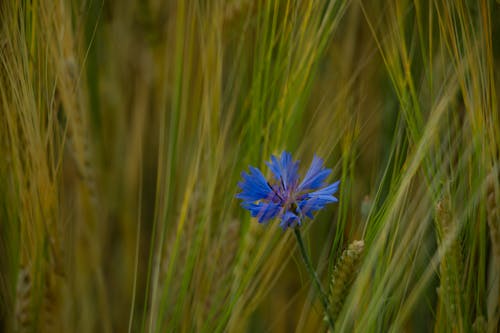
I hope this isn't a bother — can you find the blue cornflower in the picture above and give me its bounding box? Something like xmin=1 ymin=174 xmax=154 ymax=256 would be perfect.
xmin=236 ymin=151 xmax=340 ymax=230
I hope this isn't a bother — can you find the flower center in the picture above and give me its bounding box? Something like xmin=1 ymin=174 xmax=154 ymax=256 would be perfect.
xmin=289 ymin=201 xmax=299 ymax=215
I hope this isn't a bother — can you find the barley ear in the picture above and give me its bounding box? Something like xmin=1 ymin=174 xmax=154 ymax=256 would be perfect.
xmin=40 ymin=265 xmax=62 ymax=333
xmin=472 ymin=316 xmax=487 ymax=333
xmin=327 ymin=240 xmax=365 ymax=324
xmin=435 ymin=198 xmax=465 ymax=332
xmin=486 ymin=170 xmax=499 ymax=333
xmin=14 ymin=266 xmax=32 ymax=333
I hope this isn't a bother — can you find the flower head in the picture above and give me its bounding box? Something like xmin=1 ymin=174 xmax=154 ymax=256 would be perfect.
xmin=237 ymin=151 xmax=340 ymax=230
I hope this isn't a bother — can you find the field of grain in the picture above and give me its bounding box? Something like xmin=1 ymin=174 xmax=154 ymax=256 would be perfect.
xmin=1 ymin=1 xmax=499 ymax=332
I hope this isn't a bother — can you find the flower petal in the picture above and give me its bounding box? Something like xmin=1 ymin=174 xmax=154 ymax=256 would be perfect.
xmin=297 ymin=155 xmax=332 ymax=191
xmin=266 ymin=151 xmax=300 ymax=191
xmin=279 ymin=211 xmax=300 ymax=230
xmin=236 ymin=166 xmax=274 ymax=202
xmin=241 ymin=202 xmax=282 ymax=223
xmin=299 ymin=180 xmax=340 ymax=217
xmin=307 ymin=180 xmax=340 ymax=198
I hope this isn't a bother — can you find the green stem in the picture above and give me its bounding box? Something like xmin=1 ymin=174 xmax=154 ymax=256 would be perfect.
xmin=294 ymin=228 xmax=335 ymax=330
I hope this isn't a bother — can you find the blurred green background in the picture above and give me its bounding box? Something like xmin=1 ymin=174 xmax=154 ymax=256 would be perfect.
xmin=1 ymin=0 xmax=499 ymax=332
